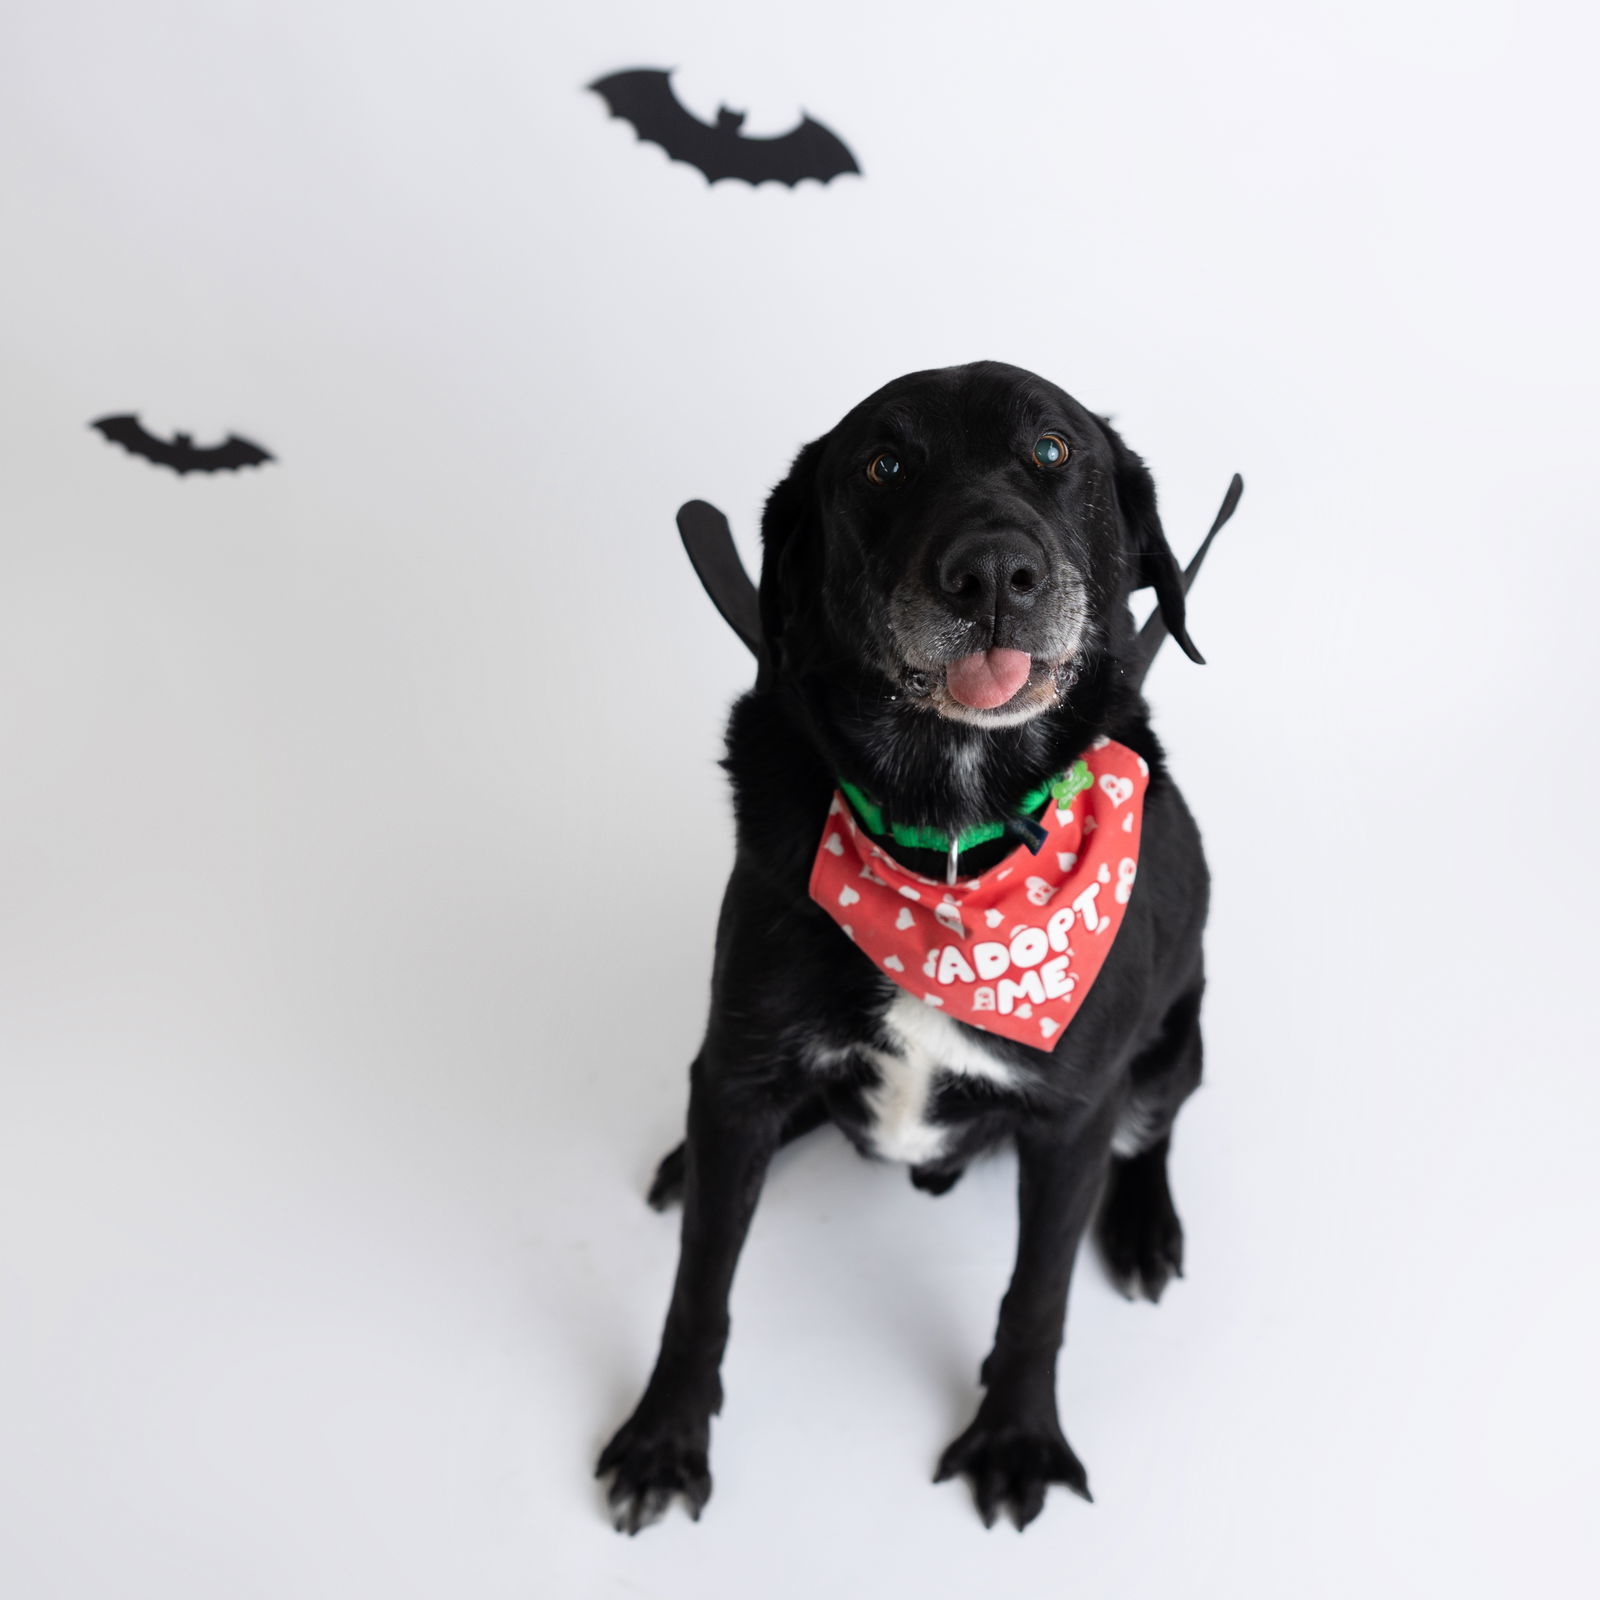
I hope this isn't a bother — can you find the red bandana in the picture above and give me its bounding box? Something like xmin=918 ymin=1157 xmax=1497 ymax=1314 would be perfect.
xmin=809 ymin=738 xmax=1149 ymax=1049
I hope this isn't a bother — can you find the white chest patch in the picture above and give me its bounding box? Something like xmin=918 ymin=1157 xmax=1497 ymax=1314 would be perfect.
xmin=860 ymin=990 xmax=1020 ymax=1165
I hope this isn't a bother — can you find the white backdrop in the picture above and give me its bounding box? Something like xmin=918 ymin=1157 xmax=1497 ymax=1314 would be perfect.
xmin=3 ymin=1 xmax=1597 ymax=1594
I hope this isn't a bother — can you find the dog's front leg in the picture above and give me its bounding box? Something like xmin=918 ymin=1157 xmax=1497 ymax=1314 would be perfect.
xmin=597 ymin=1058 xmax=789 ymax=1533
xmin=937 ymin=1108 xmax=1115 ymax=1530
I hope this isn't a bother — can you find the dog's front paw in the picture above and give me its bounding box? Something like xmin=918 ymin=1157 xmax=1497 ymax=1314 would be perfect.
xmin=596 ymin=1410 xmax=712 ymax=1534
xmin=935 ymin=1407 xmax=1091 ymax=1530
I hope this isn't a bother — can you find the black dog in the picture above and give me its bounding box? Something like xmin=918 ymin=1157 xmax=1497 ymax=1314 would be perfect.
xmin=598 ymin=360 xmax=1231 ymax=1532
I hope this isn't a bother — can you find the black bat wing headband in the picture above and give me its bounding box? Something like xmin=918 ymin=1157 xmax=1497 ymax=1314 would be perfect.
xmin=93 ymin=414 xmax=274 ymax=476
xmin=677 ymin=475 xmax=1244 ymax=693
xmin=589 ymin=68 xmax=860 ymax=187
xmin=1131 ymin=472 xmax=1243 ymax=686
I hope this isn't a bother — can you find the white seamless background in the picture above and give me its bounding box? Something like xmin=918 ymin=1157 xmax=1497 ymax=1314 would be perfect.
xmin=1 ymin=2 xmax=1596 ymax=1595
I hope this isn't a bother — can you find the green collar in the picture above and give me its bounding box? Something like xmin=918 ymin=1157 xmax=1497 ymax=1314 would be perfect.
xmin=837 ymin=759 xmax=1094 ymax=859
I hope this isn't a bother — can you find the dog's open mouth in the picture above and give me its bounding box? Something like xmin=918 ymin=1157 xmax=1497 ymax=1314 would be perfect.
xmin=909 ymin=650 xmax=1075 ymax=725
xmin=945 ymin=647 xmax=1033 ymax=710
xmin=889 ymin=568 xmax=1090 ymax=726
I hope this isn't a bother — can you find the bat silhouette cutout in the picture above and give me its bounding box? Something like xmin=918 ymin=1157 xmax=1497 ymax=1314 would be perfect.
xmin=92 ymin=414 xmax=274 ymax=476
xmin=589 ymin=67 xmax=860 ymax=187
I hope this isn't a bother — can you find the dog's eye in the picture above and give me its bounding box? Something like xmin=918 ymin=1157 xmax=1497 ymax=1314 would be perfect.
xmin=866 ymin=452 xmax=902 ymax=486
xmin=1031 ymin=434 xmax=1070 ymax=469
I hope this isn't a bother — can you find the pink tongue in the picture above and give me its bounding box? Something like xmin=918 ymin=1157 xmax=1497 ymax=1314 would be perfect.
xmin=945 ymin=648 xmax=1033 ymax=710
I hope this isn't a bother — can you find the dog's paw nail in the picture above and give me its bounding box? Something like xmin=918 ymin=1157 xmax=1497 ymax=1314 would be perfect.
xmin=937 ymin=1410 xmax=1089 ymax=1529
xmin=597 ymin=1417 xmax=713 ymax=1534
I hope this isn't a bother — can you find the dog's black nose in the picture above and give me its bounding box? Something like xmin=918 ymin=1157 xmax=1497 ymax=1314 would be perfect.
xmin=936 ymin=531 xmax=1043 ymax=622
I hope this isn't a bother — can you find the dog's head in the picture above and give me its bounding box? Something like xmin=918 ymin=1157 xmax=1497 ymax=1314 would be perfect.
xmin=758 ymin=361 xmax=1199 ymax=729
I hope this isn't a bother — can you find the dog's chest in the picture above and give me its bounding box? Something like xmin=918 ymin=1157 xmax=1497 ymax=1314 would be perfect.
xmin=843 ymin=990 xmax=1022 ymax=1166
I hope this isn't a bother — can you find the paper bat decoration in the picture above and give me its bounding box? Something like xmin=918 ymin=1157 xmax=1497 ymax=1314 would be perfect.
xmin=677 ymin=475 xmax=1244 ymax=692
xmin=588 ymin=67 xmax=860 ymax=187
xmin=91 ymin=414 xmax=275 ymax=476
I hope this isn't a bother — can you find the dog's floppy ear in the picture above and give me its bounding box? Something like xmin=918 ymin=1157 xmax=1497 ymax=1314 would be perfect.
xmin=1106 ymin=425 xmax=1205 ymax=665
xmin=757 ymin=437 xmax=827 ymax=679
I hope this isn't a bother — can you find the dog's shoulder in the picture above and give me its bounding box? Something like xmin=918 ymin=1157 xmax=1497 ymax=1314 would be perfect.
xmin=719 ymin=687 xmax=835 ymax=893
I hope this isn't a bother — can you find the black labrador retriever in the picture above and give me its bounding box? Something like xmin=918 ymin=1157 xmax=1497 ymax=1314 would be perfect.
xmin=597 ymin=359 xmax=1237 ymax=1533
